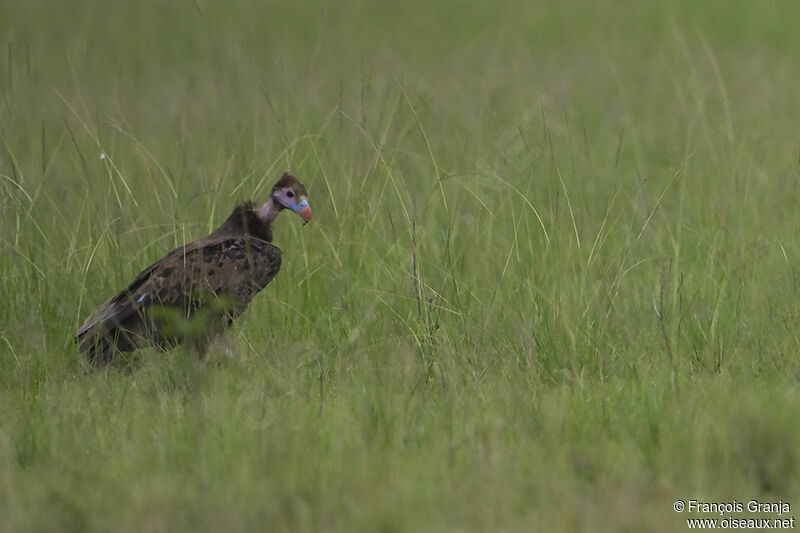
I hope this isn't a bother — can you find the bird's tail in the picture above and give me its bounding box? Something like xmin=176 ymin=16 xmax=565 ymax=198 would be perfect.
xmin=76 ymin=329 xmax=117 ymax=365
xmin=76 ymin=310 xmax=149 ymax=365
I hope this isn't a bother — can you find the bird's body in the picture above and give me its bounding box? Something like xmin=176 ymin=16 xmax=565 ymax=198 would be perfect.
xmin=76 ymin=173 xmax=311 ymax=364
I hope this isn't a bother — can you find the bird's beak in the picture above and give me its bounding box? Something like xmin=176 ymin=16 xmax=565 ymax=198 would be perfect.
xmin=290 ymin=198 xmax=312 ymax=224
xmin=298 ymin=205 xmax=312 ymax=224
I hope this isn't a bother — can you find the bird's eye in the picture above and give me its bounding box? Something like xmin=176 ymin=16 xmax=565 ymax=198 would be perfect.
xmin=286 ymin=190 xmax=295 ymax=198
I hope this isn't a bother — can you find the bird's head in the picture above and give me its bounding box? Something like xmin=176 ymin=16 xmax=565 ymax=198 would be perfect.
xmin=255 ymin=172 xmax=312 ymax=226
xmin=270 ymin=172 xmax=312 ymax=224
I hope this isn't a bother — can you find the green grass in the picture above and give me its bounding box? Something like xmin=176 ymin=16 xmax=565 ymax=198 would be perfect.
xmin=3 ymin=0 xmax=800 ymax=530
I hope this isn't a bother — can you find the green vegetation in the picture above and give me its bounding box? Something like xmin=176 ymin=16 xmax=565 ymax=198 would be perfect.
xmin=2 ymin=1 xmax=800 ymax=530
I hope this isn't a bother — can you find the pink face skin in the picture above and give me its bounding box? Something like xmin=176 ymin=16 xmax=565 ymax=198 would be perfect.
xmin=273 ymin=187 xmax=312 ymax=223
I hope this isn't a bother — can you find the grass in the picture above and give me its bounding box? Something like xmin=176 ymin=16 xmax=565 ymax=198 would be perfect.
xmin=2 ymin=0 xmax=800 ymax=530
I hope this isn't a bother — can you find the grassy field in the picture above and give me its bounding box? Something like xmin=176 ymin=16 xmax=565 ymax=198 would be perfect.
xmin=3 ymin=1 xmax=800 ymax=530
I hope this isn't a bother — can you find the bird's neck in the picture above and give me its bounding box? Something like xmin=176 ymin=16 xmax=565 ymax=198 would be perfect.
xmin=210 ymin=200 xmax=276 ymax=242
xmin=257 ymin=198 xmax=281 ymax=225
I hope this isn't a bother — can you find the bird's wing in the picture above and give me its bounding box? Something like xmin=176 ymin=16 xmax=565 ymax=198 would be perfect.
xmin=76 ymin=236 xmax=282 ymax=340
xmin=180 ymin=236 xmax=283 ymax=313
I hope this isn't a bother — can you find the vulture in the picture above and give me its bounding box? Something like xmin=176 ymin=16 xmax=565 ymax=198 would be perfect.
xmin=76 ymin=172 xmax=311 ymax=364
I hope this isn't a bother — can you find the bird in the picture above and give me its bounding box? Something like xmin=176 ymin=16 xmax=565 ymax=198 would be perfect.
xmin=76 ymin=172 xmax=311 ymax=364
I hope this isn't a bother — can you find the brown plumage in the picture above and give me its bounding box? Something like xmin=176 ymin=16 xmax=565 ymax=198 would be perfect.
xmin=76 ymin=172 xmax=311 ymax=364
